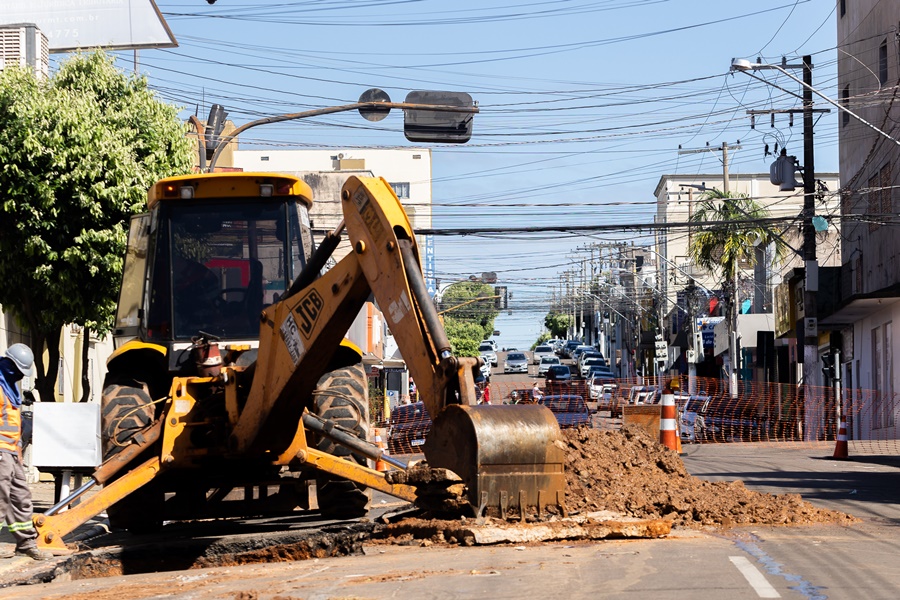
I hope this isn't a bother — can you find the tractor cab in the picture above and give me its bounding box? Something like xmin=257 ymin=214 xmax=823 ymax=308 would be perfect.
xmin=112 ymin=173 xmax=315 ymax=352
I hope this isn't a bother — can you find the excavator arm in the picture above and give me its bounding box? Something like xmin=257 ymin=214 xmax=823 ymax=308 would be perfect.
xmin=231 ymin=176 xmax=565 ymax=514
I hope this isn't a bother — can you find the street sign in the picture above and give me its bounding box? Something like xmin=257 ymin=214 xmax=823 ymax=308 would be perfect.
xmin=655 ymin=342 xmax=667 ymax=359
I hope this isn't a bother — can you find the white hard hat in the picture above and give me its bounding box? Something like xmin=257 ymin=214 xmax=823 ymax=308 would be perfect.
xmin=5 ymin=343 xmax=35 ymax=377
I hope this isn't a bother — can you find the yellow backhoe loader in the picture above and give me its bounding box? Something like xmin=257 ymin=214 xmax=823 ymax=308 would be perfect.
xmin=32 ymin=155 xmax=565 ymax=553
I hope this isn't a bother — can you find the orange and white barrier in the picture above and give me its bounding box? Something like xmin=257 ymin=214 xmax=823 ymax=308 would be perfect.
xmin=373 ymin=427 xmax=389 ymax=471
xmin=833 ymin=417 xmax=849 ymax=459
xmin=659 ymin=382 xmax=679 ymax=451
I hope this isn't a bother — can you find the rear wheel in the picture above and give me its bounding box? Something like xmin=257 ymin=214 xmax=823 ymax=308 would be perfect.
xmin=311 ymin=363 xmax=371 ymax=519
xmin=100 ymin=375 xmax=166 ymax=533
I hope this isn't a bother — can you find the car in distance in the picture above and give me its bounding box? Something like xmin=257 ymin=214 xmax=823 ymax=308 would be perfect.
xmin=586 ymin=365 xmax=614 ymax=381
xmin=532 ymin=344 xmax=555 ymax=364
xmin=538 ymin=395 xmax=591 ymax=428
xmin=479 ymin=357 xmax=492 ymax=381
xmin=570 ymin=345 xmax=592 ymax=361
xmin=504 ymin=351 xmax=529 ymax=374
xmin=544 ymin=364 xmax=572 ymax=393
xmin=544 ymin=364 xmax=571 ymax=382
xmin=478 ymin=341 xmax=498 ymax=367
xmin=562 ymin=340 xmax=581 ymax=357
xmin=538 ymin=355 xmax=561 ymax=376
xmin=387 ymin=402 xmax=432 ymax=454
xmin=580 ymin=357 xmax=607 ymax=378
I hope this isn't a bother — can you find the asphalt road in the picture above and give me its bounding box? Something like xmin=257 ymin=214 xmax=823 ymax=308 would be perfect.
xmin=4 ymin=351 xmax=899 ymax=598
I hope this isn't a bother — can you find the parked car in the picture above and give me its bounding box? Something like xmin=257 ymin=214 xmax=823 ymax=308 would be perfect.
xmin=579 ymin=357 xmax=607 ymax=378
xmin=562 ymin=340 xmax=581 ymax=357
xmin=586 ymin=365 xmax=614 ymax=381
xmin=478 ymin=341 xmax=498 ymax=367
xmin=538 ymin=355 xmax=561 ymax=376
xmin=544 ymin=364 xmax=572 ymax=382
xmin=680 ymin=396 xmax=708 ymax=443
xmin=539 ymin=394 xmax=591 ymax=428
xmin=576 ymin=350 xmax=604 ymax=371
xmin=681 ymin=396 xmax=760 ymax=443
xmin=589 ymin=375 xmax=619 ymax=415
xmin=532 ymin=344 xmax=555 ymax=364
xmin=544 ymin=364 xmax=572 ymax=393
xmin=626 ymin=385 xmax=659 ymax=406
xmin=504 ymin=351 xmax=529 ymax=374
xmin=571 ymin=345 xmax=594 ymax=362
xmin=387 ymin=402 xmax=432 ymax=454
xmin=479 ymin=357 xmax=492 ymax=381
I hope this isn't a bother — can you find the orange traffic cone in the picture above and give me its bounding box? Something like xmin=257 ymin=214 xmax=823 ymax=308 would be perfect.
xmin=833 ymin=417 xmax=849 ymax=459
xmin=659 ymin=379 xmax=679 ymax=451
xmin=373 ymin=427 xmax=390 ymax=471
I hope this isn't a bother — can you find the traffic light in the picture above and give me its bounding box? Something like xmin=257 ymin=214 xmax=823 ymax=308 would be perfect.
xmin=821 ymin=352 xmax=835 ymax=379
xmin=204 ymin=104 xmax=228 ymax=161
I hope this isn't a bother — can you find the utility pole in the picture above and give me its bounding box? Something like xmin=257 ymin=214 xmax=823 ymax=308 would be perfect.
xmin=801 ymin=55 xmax=818 ymax=442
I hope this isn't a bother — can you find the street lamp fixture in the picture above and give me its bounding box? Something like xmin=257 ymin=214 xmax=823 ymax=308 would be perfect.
xmin=730 ymin=58 xmax=900 ymax=148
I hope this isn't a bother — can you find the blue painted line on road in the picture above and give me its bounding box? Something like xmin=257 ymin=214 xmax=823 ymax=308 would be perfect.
xmin=733 ymin=535 xmax=828 ymax=600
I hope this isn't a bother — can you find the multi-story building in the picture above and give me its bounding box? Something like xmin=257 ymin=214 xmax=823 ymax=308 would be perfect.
xmin=653 ymin=172 xmax=840 ymax=383
xmin=824 ymin=0 xmax=900 ymax=441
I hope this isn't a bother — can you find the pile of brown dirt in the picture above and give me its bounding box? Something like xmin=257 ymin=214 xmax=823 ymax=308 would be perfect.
xmin=563 ymin=425 xmax=857 ymax=528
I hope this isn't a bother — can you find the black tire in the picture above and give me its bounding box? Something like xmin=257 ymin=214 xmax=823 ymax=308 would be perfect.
xmin=311 ymin=363 xmax=371 ymax=519
xmin=100 ymin=377 xmax=165 ymax=533
xmin=101 ymin=379 xmax=155 ymax=457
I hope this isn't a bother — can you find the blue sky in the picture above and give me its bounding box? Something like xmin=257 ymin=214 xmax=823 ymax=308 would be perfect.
xmin=88 ymin=1 xmax=840 ymax=348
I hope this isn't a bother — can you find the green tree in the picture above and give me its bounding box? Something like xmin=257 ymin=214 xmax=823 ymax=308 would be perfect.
xmin=688 ymin=188 xmax=786 ymax=290
xmin=688 ymin=188 xmax=787 ymax=368
xmin=442 ymin=319 xmax=487 ymax=357
xmin=439 ymin=281 xmax=499 ymax=355
xmin=544 ymin=312 xmax=572 ymax=339
xmin=0 ymin=52 xmax=193 ymax=402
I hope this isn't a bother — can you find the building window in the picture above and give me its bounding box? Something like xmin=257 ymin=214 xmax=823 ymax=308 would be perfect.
xmin=841 ymin=85 xmax=850 ymax=127
xmin=840 ymin=0 xmax=845 ymax=17
xmin=879 ymin=40 xmax=888 ymax=85
xmin=260 ymin=156 xmax=269 ymax=162
xmin=389 ymin=182 xmax=410 ymax=199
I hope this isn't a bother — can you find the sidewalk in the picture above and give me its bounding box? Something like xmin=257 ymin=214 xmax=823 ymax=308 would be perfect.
xmin=0 ymin=480 xmax=107 ymax=581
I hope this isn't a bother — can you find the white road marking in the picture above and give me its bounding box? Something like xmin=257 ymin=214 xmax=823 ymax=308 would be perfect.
xmin=730 ymin=556 xmax=781 ymax=598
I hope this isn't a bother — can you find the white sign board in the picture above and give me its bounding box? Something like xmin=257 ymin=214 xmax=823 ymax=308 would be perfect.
xmin=32 ymin=403 xmax=101 ymax=468
xmin=0 ymin=0 xmax=176 ymax=52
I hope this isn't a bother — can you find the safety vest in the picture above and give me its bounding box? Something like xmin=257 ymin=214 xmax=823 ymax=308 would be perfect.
xmin=0 ymin=387 xmax=21 ymax=454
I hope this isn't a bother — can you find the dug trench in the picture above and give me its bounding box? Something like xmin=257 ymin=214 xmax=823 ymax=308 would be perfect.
xmin=4 ymin=425 xmax=856 ymax=587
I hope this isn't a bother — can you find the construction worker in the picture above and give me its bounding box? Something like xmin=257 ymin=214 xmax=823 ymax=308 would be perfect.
xmin=0 ymin=344 xmax=51 ymax=560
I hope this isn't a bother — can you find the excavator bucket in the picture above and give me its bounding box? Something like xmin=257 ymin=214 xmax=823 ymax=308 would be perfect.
xmin=423 ymin=404 xmax=567 ymax=516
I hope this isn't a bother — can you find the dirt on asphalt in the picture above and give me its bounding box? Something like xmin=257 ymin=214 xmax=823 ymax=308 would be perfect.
xmin=561 ymin=424 xmax=858 ymax=528
xmin=376 ymin=424 xmax=857 ymax=548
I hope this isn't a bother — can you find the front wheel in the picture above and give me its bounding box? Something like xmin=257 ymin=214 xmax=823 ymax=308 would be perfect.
xmin=311 ymin=363 xmax=371 ymax=519
xmin=100 ymin=376 xmax=165 ymax=533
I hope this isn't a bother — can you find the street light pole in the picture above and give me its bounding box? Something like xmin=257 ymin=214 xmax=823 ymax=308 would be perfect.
xmin=731 ymin=55 xmax=829 ymax=439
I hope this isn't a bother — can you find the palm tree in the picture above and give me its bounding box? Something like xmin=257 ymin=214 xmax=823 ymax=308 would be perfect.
xmin=688 ymin=188 xmax=787 ymax=391
xmin=689 ymin=188 xmax=786 ymax=309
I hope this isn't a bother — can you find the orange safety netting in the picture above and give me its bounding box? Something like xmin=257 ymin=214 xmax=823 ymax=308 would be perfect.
xmin=370 ymin=375 xmax=900 ymax=456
